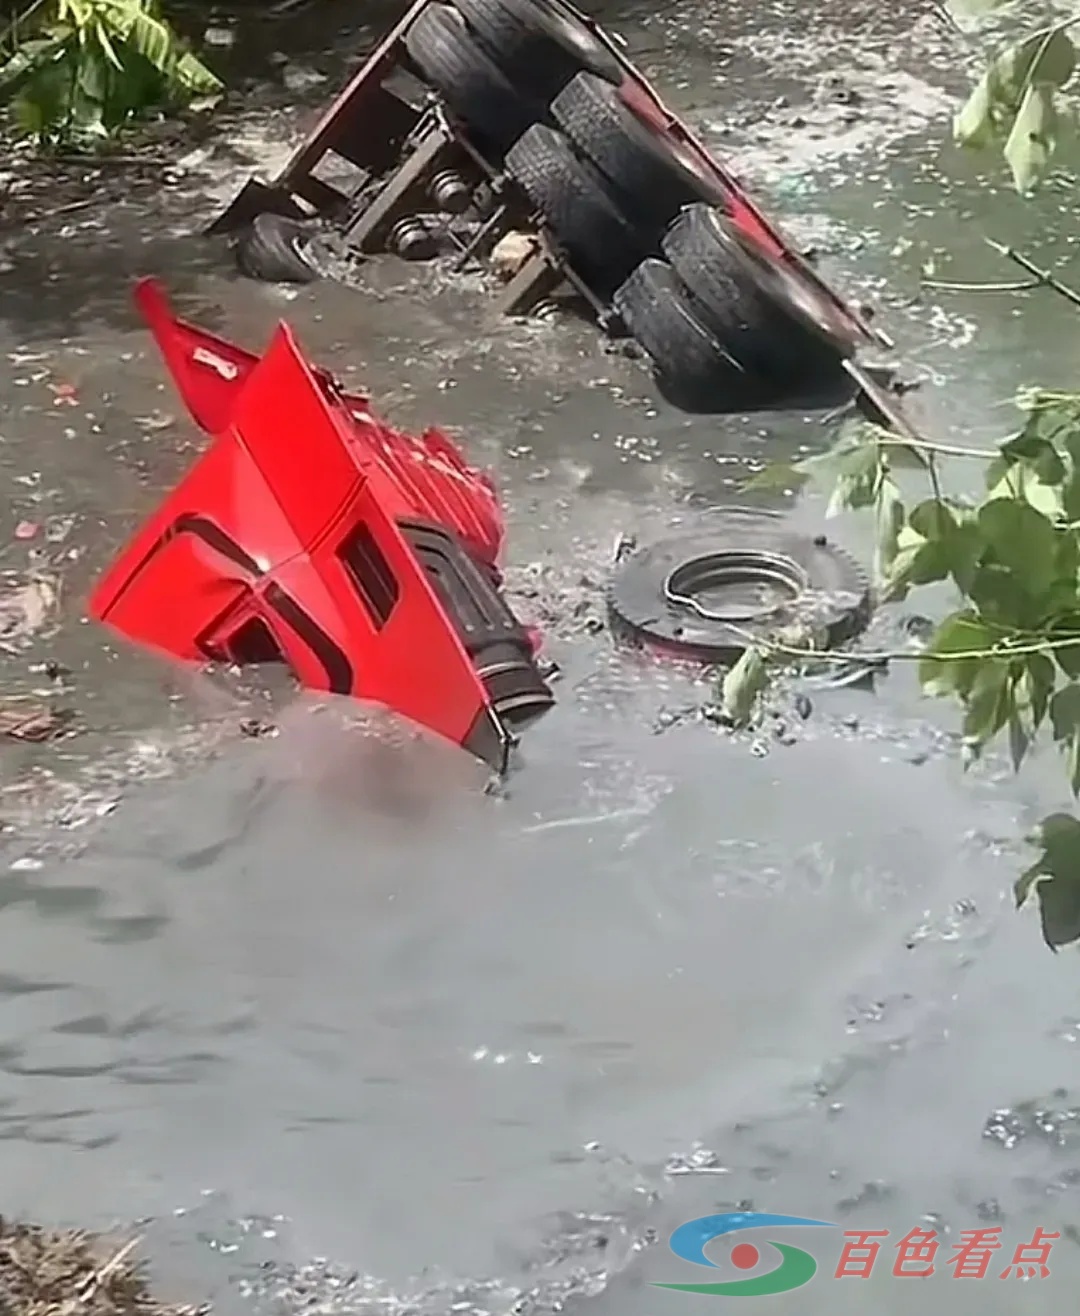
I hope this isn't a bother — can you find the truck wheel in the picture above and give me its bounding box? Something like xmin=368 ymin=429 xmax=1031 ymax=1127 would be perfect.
xmin=662 ymin=204 xmax=857 ymax=404
xmin=451 ymin=0 xmax=622 ymax=105
xmin=612 ymin=259 xmax=776 ymax=414
xmin=504 ymin=123 xmax=647 ymax=298
xmin=607 ymin=512 xmax=872 ymax=664
xmin=404 ymin=4 xmax=538 ymax=156
xmin=551 ymin=72 xmax=724 ymax=240
xmin=235 ymin=214 xmax=319 ymax=284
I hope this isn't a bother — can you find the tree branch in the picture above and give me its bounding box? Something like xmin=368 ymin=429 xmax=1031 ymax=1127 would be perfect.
xmin=984 ymin=236 xmax=1080 ymax=310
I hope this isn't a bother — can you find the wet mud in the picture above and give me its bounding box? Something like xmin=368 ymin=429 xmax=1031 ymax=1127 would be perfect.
xmin=3 ymin=1 xmax=1080 ymax=1314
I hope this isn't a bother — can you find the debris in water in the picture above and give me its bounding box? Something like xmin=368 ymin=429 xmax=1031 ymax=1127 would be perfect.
xmin=0 ymin=577 xmax=58 ymax=647
xmin=14 ymin=521 xmax=39 ymax=540
xmin=491 ymin=232 xmax=536 ymax=280
xmin=0 ymin=700 xmax=75 ymax=743
xmin=238 ymin=717 xmax=277 ymax=739
xmin=0 ymin=1218 xmax=205 ymax=1316
xmin=133 ymin=412 xmax=175 ymax=433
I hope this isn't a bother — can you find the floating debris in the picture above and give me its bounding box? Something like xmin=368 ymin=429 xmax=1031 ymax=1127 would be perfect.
xmin=0 ymin=700 xmax=74 ymax=743
xmin=490 ymin=231 xmax=536 ymax=280
xmin=0 ymin=1218 xmax=205 ymax=1316
xmin=0 ymin=577 xmax=58 ymax=648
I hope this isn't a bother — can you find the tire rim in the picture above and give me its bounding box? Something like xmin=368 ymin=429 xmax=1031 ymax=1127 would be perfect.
xmin=706 ymin=211 xmax=855 ymax=349
xmin=538 ymin=0 xmax=608 ymax=62
xmin=663 ymin=549 xmax=808 ymax=623
xmin=656 ymin=131 xmax=717 ymax=191
xmin=618 ymin=98 xmax=719 ymax=193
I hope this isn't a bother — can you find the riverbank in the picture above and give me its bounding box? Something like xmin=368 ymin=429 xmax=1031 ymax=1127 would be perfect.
xmin=0 ymin=1220 xmax=202 ymax=1316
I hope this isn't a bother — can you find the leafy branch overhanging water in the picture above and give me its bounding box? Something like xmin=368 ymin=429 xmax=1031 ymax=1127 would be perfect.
xmin=721 ymin=1 xmax=1080 ymax=953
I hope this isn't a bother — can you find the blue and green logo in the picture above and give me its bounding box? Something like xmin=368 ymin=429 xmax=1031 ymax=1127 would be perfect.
xmin=655 ymin=1212 xmax=837 ymax=1297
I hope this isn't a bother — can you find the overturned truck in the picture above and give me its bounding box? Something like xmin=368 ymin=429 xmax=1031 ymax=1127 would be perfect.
xmin=209 ymin=0 xmax=896 ymax=416
xmin=90 ymin=280 xmax=554 ymax=777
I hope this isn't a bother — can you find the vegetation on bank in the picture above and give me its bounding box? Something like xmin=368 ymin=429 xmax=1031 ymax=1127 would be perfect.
xmin=0 ymin=1217 xmax=202 ymax=1316
xmin=725 ymin=0 xmax=1080 ymax=950
xmin=0 ymin=0 xmax=219 ymax=146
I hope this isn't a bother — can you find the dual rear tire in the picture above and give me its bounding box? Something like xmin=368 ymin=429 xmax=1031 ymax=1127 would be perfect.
xmin=247 ymin=0 xmax=858 ymax=414
xmin=405 ymin=0 xmax=857 ymax=413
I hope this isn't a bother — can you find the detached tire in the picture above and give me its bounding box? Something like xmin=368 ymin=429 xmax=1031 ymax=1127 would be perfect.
xmin=235 ymin=214 xmax=318 ymax=284
xmin=404 ymin=4 xmax=537 ymax=156
xmin=504 ymin=124 xmax=646 ymax=297
xmin=451 ymin=0 xmax=622 ymax=104
xmin=613 ymin=259 xmax=775 ymax=414
xmin=607 ymin=512 xmax=872 ymax=664
xmin=551 ymin=73 xmax=723 ymax=238
xmin=663 ymin=204 xmax=857 ymax=405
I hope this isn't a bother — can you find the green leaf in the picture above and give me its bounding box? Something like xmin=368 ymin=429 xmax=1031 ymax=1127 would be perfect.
xmin=1016 ymin=811 xmax=1080 ymax=947
xmin=1016 ymin=651 xmax=1056 ymax=729
xmin=1037 ymin=873 xmax=1080 ymax=949
xmin=103 ymin=2 xmax=221 ymax=94
xmin=999 ymin=430 xmax=1067 ymax=485
xmin=1049 ymin=615 xmax=1080 ymax=678
xmin=955 ymin=72 xmax=996 ymax=149
xmin=874 ymin=479 xmax=905 ymax=578
xmin=10 ymin=40 xmax=78 ymax=143
xmin=1015 ymin=860 xmax=1041 ymax=909
xmin=1052 ymin=425 xmax=1080 ymax=521
xmin=994 ymin=29 xmax=1077 ymax=100
xmin=918 ymin=609 xmax=994 ymax=699
xmin=956 ymin=27 xmax=1077 ymax=186
xmin=880 ymin=440 xmax=930 ymax=470
xmin=886 ymin=500 xmax=983 ymax=598
xmin=961 ymin=658 xmax=1013 ymax=747
xmin=1007 ymin=708 xmax=1030 ymax=771
xmin=826 ymin=443 xmax=881 ymax=517
xmin=1050 ymin=683 xmax=1080 ymax=742
xmin=881 ymin=537 xmax=945 ymax=602
xmin=720 ymin=647 xmax=768 ymax=727
xmin=1004 ymin=82 xmax=1057 ymax=193
xmin=794 ymin=427 xmax=886 ymax=516
xmin=908 ymin=498 xmax=957 ymax=541
xmin=0 ymin=36 xmax=63 ymax=99
xmin=976 ymin=497 xmax=1061 ymax=601
xmin=76 ymin=41 xmax=108 ymax=105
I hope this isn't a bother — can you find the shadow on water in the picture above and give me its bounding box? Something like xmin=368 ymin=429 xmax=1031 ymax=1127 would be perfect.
xmin=0 ymin=231 xmax=234 ymax=343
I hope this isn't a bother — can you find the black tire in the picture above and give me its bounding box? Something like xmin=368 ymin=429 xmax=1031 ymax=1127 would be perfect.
xmin=404 ymin=4 xmax=538 ymax=156
xmin=612 ymin=259 xmax=776 ymax=414
xmin=607 ymin=511 xmax=872 ymax=664
xmin=662 ymin=204 xmax=856 ymax=403
xmin=235 ymin=213 xmax=318 ymax=285
xmin=551 ymin=72 xmax=723 ymax=238
xmin=504 ymin=123 xmax=647 ymax=298
xmin=450 ymin=0 xmax=622 ymax=105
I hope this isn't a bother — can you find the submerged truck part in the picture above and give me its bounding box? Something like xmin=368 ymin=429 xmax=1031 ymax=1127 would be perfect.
xmin=209 ymin=0 xmax=894 ymax=406
xmin=88 ymin=279 xmax=554 ymax=775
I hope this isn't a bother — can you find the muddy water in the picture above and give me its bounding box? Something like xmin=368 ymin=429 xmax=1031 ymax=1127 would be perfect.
xmin=3 ymin=0 xmax=1080 ymax=1312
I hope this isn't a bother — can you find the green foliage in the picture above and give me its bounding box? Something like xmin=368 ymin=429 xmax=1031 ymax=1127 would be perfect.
xmin=949 ymin=0 xmax=1078 ymax=192
xmin=0 ymin=0 xmax=221 ymax=146
xmin=720 ymin=647 xmax=767 ymax=724
xmin=1016 ymin=813 xmax=1080 ymax=949
xmin=737 ymin=387 xmax=1080 ymax=951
